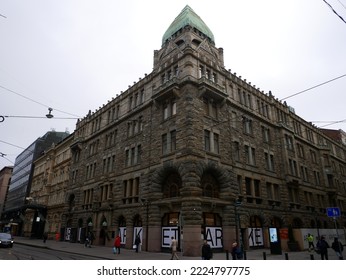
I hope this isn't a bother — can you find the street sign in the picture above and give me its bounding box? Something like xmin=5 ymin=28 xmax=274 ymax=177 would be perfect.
xmin=326 ymin=207 xmax=341 ymax=218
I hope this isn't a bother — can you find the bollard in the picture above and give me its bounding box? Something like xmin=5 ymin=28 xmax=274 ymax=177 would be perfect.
xmin=285 ymin=252 xmax=289 ymax=260
xmin=263 ymin=252 xmax=266 ymax=260
xmin=243 ymin=251 xmax=247 ymax=260
xmin=310 ymin=254 xmax=314 ymax=260
xmin=225 ymin=250 xmax=229 ymax=260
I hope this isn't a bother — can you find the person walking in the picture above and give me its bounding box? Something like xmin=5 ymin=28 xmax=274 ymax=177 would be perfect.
xmin=134 ymin=234 xmax=141 ymax=253
xmin=114 ymin=234 xmax=121 ymax=254
xmin=231 ymin=241 xmax=239 ymax=260
xmin=43 ymin=232 xmax=48 ymax=243
xmin=201 ymin=239 xmax=213 ymax=260
xmin=316 ymin=235 xmax=329 ymax=260
xmin=85 ymin=231 xmax=93 ymax=248
xmin=170 ymin=236 xmax=179 ymax=260
xmin=306 ymin=233 xmax=314 ymax=251
xmin=331 ymin=237 xmax=344 ymax=260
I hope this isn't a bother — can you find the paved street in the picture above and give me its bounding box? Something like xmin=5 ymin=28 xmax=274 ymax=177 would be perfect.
xmin=13 ymin=236 xmax=343 ymax=260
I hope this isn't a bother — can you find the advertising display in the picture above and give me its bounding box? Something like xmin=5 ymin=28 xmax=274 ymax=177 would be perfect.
xmin=269 ymin=228 xmax=282 ymax=255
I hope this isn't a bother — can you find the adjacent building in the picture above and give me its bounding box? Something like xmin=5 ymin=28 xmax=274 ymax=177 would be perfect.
xmin=0 ymin=166 xmax=13 ymax=218
xmin=1 ymin=131 xmax=69 ymax=235
xmin=24 ymin=133 xmax=73 ymax=239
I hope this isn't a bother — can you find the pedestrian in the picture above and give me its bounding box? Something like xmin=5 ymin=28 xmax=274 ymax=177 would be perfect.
xmin=316 ymin=235 xmax=329 ymax=260
xmin=170 ymin=236 xmax=179 ymax=260
xmin=331 ymin=237 xmax=344 ymax=260
xmin=85 ymin=231 xmax=93 ymax=248
xmin=306 ymin=233 xmax=314 ymax=251
xmin=201 ymin=239 xmax=213 ymax=260
xmin=134 ymin=234 xmax=141 ymax=253
xmin=114 ymin=234 xmax=121 ymax=254
xmin=231 ymin=241 xmax=239 ymax=260
xmin=43 ymin=232 xmax=48 ymax=243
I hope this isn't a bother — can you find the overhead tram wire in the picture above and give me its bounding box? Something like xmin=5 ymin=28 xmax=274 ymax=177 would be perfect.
xmin=3 ymin=115 xmax=79 ymax=120
xmin=0 ymin=84 xmax=81 ymax=118
xmin=323 ymin=0 xmax=346 ymax=24
xmin=319 ymin=118 xmax=346 ymax=128
xmin=280 ymin=73 xmax=346 ymax=102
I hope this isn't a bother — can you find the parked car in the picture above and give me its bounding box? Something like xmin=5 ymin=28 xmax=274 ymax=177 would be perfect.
xmin=0 ymin=233 xmax=14 ymax=248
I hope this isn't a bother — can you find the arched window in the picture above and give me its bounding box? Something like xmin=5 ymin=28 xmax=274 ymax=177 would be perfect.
xmin=201 ymin=173 xmax=219 ymax=198
xmin=118 ymin=215 xmax=126 ymax=227
xmin=162 ymin=172 xmax=182 ymax=198
xmin=270 ymin=216 xmax=282 ymax=228
xmin=292 ymin=217 xmax=303 ymax=228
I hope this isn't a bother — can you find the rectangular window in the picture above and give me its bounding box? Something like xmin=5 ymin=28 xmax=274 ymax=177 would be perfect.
xmin=170 ymin=130 xmax=176 ymax=152
xmin=204 ymin=130 xmax=219 ymax=154
xmin=310 ymin=150 xmax=317 ymax=163
xmin=163 ymin=103 xmax=168 ymax=120
xmin=245 ymin=145 xmax=256 ymax=165
xmin=264 ymin=152 xmax=274 ymax=171
xmin=245 ymin=177 xmax=252 ymax=195
xmin=285 ymin=135 xmax=294 ymax=150
xmin=233 ymin=141 xmax=240 ymax=161
xmin=262 ymin=126 xmax=270 ymax=143
xmin=243 ymin=117 xmax=253 ymax=135
xmin=213 ymin=133 xmax=219 ymax=154
xmin=162 ymin=134 xmax=168 ymax=155
xmin=125 ymin=149 xmax=130 ymax=167
xmin=129 ymin=96 xmax=133 ymax=110
xmin=254 ymin=179 xmax=261 ymax=197
xmin=162 ymin=130 xmax=177 ymax=155
xmin=204 ymin=130 xmax=210 ymax=152
xmin=297 ymin=143 xmax=305 ymax=158
xmin=163 ymin=99 xmax=176 ymax=120
xmin=314 ymin=171 xmax=321 ymax=185
xmin=289 ymin=159 xmax=298 ymax=176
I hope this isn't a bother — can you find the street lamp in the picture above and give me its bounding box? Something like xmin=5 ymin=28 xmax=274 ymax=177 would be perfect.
xmin=141 ymin=199 xmax=151 ymax=251
xmin=234 ymin=199 xmax=242 ymax=250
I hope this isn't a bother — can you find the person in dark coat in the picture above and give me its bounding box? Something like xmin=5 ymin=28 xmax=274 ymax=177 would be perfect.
xmin=201 ymin=240 xmax=213 ymax=260
xmin=231 ymin=241 xmax=239 ymax=260
xmin=331 ymin=237 xmax=344 ymax=260
xmin=43 ymin=232 xmax=48 ymax=243
xmin=134 ymin=234 xmax=141 ymax=253
xmin=317 ymin=235 xmax=330 ymax=260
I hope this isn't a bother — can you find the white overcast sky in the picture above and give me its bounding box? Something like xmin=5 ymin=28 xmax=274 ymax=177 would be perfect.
xmin=1 ymin=0 xmax=346 ymax=170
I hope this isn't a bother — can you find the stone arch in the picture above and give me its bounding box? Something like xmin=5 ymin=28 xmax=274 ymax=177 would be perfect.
xmin=162 ymin=171 xmax=182 ymax=198
xmin=291 ymin=217 xmax=303 ymax=228
xmin=201 ymin=172 xmax=219 ymax=198
xmin=269 ymin=216 xmax=283 ymax=228
xmin=117 ymin=215 xmax=126 ymax=227
xmin=151 ymin=162 xmax=184 ymax=195
xmin=151 ymin=161 xmax=237 ymax=202
xmin=195 ymin=161 xmax=237 ymax=198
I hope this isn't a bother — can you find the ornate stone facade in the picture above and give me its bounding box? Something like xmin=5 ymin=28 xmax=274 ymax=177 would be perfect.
xmin=28 ymin=6 xmax=346 ymax=256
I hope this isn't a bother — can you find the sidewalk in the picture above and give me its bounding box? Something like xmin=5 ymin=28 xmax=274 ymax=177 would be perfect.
xmin=14 ymin=236 xmax=341 ymax=260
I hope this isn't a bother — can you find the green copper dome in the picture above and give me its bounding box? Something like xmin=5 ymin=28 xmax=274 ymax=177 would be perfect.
xmin=162 ymin=5 xmax=215 ymax=45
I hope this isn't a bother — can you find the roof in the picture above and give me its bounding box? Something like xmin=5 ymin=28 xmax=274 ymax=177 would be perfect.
xmin=162 ymin=5 xmax=215 ymax=45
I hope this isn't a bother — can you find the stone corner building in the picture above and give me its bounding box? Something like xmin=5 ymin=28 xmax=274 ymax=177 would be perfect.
xmin=33 ymin=6 xmax=345 ymax=256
